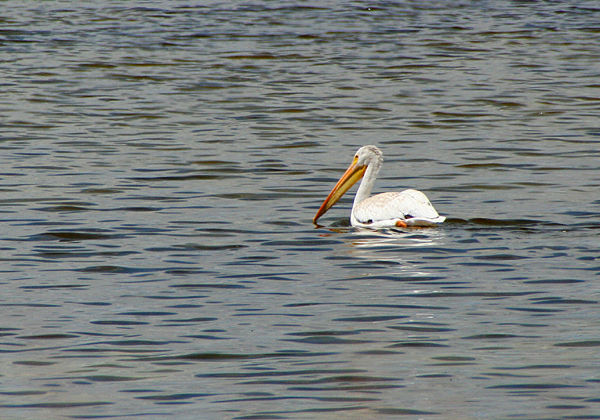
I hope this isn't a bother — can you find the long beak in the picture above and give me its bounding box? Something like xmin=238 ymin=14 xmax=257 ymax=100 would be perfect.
xmin=313 ymin=157 xmax=366 ymax=224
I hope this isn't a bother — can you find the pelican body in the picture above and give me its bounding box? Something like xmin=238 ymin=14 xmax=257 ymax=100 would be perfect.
xmin=313 ymin=145 xmax=445 ymax=228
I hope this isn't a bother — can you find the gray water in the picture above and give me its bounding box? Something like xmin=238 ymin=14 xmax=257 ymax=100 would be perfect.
xmin=1 ymin=1 xmax=600 ymax=419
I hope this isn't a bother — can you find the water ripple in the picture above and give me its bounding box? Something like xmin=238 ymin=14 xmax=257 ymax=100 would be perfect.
xmin=1 ymin=1 xmax=599 ymax=419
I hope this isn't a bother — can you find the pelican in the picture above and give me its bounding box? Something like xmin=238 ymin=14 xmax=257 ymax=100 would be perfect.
xmin=313 ymin=145 xmax=445 ymax=228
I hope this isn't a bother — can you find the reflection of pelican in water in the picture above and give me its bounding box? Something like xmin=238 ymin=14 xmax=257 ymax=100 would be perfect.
xmin=351 ymin=228 xmax=444 ymax=249
xmin=313 ymin=145 xmax=445 ymax=228
xmin=345 ymin=228 xmax=447 ymax=278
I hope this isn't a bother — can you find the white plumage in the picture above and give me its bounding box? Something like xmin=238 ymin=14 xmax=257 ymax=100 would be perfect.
xmin=313 ymin=145 xmax=445 ymax=228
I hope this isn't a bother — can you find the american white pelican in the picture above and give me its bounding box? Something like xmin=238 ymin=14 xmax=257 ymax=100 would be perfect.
xmin=313 ymin=145 xmax=445 ymax=228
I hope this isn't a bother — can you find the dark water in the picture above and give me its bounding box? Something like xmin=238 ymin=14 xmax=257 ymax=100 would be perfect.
xmin=2 ymin=1 xmax=600 ymax=418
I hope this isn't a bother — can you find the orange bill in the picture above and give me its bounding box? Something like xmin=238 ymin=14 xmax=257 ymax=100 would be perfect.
xmin=313 ymin=156 xmax=366 ymax=224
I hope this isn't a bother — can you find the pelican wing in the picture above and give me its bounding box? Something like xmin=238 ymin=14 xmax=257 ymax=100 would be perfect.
xmin=353 ymin=189 xmax=445 ymax=227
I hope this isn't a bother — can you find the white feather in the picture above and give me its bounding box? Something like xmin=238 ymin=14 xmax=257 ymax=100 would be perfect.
xmin=352 ymin=189 xmax=445 ymax=227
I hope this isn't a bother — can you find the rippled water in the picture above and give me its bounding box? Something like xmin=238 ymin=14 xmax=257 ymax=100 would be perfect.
xmin=2 ymin=1 xmax=600 ymax=419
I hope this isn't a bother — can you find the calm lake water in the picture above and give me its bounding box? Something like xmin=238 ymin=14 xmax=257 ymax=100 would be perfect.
xmin=1 ymin=1 xmax=600 ymax=419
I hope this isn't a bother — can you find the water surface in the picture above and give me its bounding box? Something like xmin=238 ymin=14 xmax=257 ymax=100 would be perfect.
xmin=1 ymin=1 xmax=600 ymax=419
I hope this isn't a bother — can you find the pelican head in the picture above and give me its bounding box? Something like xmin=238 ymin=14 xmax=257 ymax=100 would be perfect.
xmin=313 ymin=145 xmax=382 ymax=224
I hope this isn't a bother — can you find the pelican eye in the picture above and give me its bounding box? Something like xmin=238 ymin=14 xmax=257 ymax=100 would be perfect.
xmin=365 ymin=219 xmax=373 ymax=224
